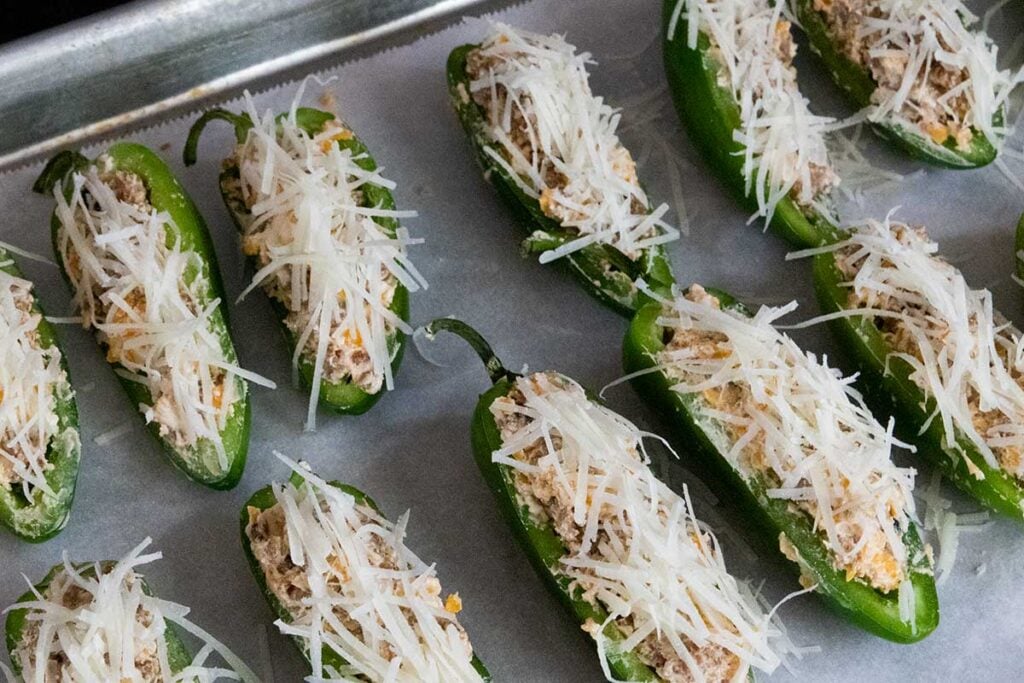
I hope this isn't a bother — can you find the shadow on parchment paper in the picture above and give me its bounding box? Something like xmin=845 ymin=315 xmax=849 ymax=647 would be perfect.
xmin=155 ymin=488 xmax=310 ymax=681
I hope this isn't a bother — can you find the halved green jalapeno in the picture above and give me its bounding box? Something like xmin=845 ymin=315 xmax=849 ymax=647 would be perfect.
xmin=446 ymin=44 xmax=675 ymax=316
xmin=185 ymin=107 xmax=409 ymax=416
xmin=241 ymin=469 xmax=491 ymax=680
xmin=622 ymin=290 xmax=938 ymax=643
xmin=0 ymin=248 xmax=80 ymax=542
xmin=791 ymin=0 xmax=999 ymax=169
xmin=813 ymin=251 xmax=1024 ymax=520
xmin=425 ymin=317 xmax=734 ymax=681
xmin=661 ymin=0 xmax=840 ymax=249
xmin=4 ymin=563 xmax=193 ymax=678
xmin=35 ymin=144 xmax=250 ymax=490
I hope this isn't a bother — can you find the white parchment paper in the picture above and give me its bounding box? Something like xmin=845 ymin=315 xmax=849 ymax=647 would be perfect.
xmin=1 ymin=0 xmax=1022 ymax=680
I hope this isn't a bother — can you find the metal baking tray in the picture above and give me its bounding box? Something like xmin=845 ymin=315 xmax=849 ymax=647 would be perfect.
xmin=0 ymin=0 xmax=1022 ymax=681
xmin=0 ymin=0 xmax=510 ymax=169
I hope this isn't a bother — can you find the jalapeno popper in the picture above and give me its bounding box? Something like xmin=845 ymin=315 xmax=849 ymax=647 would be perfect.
xmin=35 ymin=145 xmax=265 ymax=490
xmin=792 ymin=0 xmax=1012 ymax=168
xmin=447 ymin=24 xmax=678 ymax=315
xmin=426 ymin=319 xmax=785 ymax=682
xmin=663 ymin=0 xmax=842 ymax=249
xmin=811 ymin=219 xmax=1024 ymax=520
xmin=4 ymin=538 xmax=258 ymax=681
xmin=241 ymin=456 xmax=489 ymax=681
xmin=623 ymin=287 xmax=938 ymax=642
xmin=0 ymin=248 xmax=80 ymax=542
xmin=185 ymin=94 xmax=424 ymax=429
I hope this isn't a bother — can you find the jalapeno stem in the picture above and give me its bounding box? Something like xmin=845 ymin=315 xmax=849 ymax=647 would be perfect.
xmin=183 ymin=108 xmax=253 ymax=166
xmin=422 ymin=318 xmax=512 ymax=384
xmin=33 ymin=150 xmax=89 ymax=195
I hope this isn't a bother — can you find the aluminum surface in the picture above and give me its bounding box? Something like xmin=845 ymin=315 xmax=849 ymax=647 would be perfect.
xmin=0 ymin=0 xmax=508 ymax=168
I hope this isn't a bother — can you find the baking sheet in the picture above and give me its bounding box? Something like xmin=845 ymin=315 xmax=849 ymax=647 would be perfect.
xmin=1 ymin=0 xmax=1023 ymax=680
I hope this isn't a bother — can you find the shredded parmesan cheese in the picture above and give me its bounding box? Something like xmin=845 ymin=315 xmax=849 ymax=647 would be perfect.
xmin=244 ymin=455 xmax=482 ymax=682
xmin=53 ymin=161 xmax=266 ymax=475
xmin=491 ymin=372 xmax=783 ymax=682
xmin=824 ymin=218 xmax=1024 ymax=481
xmin=5 ymin=537 xmax=259 ymax=682
xmin=655 ymin=285 xmax=917 ymax=594
xmin=668 ymin=0 xmax=841 ymax=222
xmin=227 ymin=88 xmax=426 ymax=431
xmin=0 ymin=270 xmax=70 ymax=500
xmin=465 ymin=23 xmax=678 ymax=263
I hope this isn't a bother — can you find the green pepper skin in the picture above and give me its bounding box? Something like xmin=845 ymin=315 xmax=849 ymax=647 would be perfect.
xmin=420 ymin=319 xmax=659 ymax=679
xmin=1015 ymin=212 xmax=1024 ymax=284
xmin=662 ymin=0 xmax=840 ymax=249
xmin=5 ymin=563 xmax=193 ymax=678
xmin=792 ymin=0 xmax=999 ymax=169
xmin=813 ymin=252 xmax=1024 ymax=520
xmin=0 ymin=250 xmax=80 ymax=543
xmin=185 ymin=107 xmax=408 ymax=416
xmin=471 ymin=380 xmax=660 ymax=680
xmin=240 ymin=473 xmax=491 ymax=680
xmin=623 ymin=297 xmax=939 ymax=643
xmin=35 ymin=144 xmax=250 ymax=490
xmin=446 ymin=44 xmax=676 ymax=316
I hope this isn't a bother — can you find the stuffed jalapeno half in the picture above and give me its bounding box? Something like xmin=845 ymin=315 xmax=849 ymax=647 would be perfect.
xmin=623 ymin=286 xmax=938 ymax=643
xmin=4 ymin=538 xmax=258 ymax=681
xmin=791 ymin=0 xmax=1012 ymax=168
xmin=447 ymin=24 xmax=678 ymax=315
xmin=811 ymin=218 xmax=1024 ymax=520
xmin=0 ymin=247 xmax=80 ymax=542
xmin=425 ymin=319 xmax=785 ymax=682
xmin=663 ymin=0 xmax=842 ymax=249
xmin=36 ymin=144 xmax=266 ymax=490
xmin=185 ymin=93 xmax=424 ymax=429
xmin=241 ymin=455 xmax=490 ymax=681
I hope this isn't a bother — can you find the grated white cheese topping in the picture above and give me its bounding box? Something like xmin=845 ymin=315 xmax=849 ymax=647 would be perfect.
xmin=667 ymin=0 xmax=841 ymax=223
xmin=833 ymin=0 xmax=1016 ymax=149
xmin=467 ymin=23 xmax=678 ymax=263
xmin=491 ymin=373 xmax=782 ymax=681
xmin=262 ymin=455 xmax=482 ymax=682
xmin=655 ymin=287 xmax=917 ymax=591
xmin=821 ymin=218 xmax=1024 ymax=480
xmin=5 ymin=537 xmax=259 ymax=683
xmin=234 ymin=88 xmax=426 ymax=431
xmin=0 ymin=270 xmax=68 ymax=500
xmin=53 ymin=164 xmax=268 ymax=475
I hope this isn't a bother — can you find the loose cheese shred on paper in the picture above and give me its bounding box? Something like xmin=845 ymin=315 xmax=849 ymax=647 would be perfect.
xmin=4 ymin=537 xmax=259 ymax=683
xmin=467 ymin=23 xmax=678 ymax=262
xmin=667 ymin=0 xmax=841 ymax=223
xmin=809 ymin=217 xmax=1024 ymax=480
xmin=53 ymin=166 xmax=270 ymax=474
xmin=0 ymin=271 xmax=68 ymax=500
xmin=653 ymin=287 xmax=917 ymax=594
xmin=265 ymin=455 xmax=483 ymax=682
xmin=491 ymin=373 xmax=787 ymax=681
xmin=235 ymin=88 xmax=426 ymax=431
